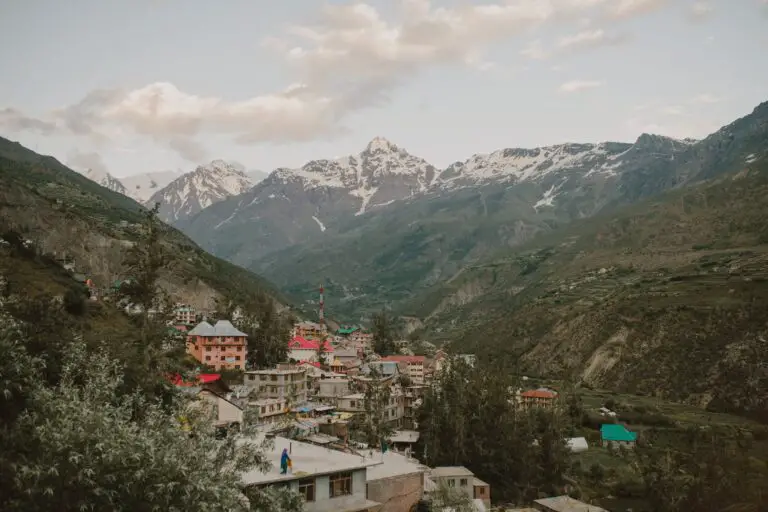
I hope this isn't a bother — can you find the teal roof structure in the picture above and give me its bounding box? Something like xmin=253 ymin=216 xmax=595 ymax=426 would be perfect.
xmin=600 ymin=424 xmax=637 ymax=442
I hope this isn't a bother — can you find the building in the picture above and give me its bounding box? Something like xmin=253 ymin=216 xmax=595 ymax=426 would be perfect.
xmin=388 ymin=430 xmax=420 ymax=454
xmin=288 ymin=336 xmax=334 ymax=364
xmin=380 ymin=356 xmax=426 ymax=384
xmin=336 ymin=326 xmax=360 ymax=338
xmin=317 ymin=378 xmax=351 ymax=404
xmin=566 ymin=437 xmax=589 ymax=453
xmin=600 ymin=424 xmax=637 ymax=449
xmin=363 ymin=361 xmax=401 ymax=379
xmin=366 ymin=450 xmax=427 ymax=512
xmin=533 ymin=495 xmax=609 ymax=512
xmin=428 ymin=466 xmax=477 ymax=501
xmin=403 ymin=385 xmax=426 ymax=429
xmin=241 ymin=436 xmax=382 ymax=512
xmin=244 ymin=367 xmax=309 ymax=405
xmin=334 ymin=348 xmax=361 ymax=364
xmin=250 ymin=397 xmax=291 ymax=427
xmin=519 ymin=389 xmax=558 ymax=410
xmin=174 ymin=304 xmax=196 ymax=325
xmin=473 ymin=477 xmax=491 ymax=509
xmin=186 ymin=320 xmax=248 ymax=370
xmin=185 ymin=388 xmax=244 ymax=427
xmin=294 ymin=321 xmax=327 ymax=340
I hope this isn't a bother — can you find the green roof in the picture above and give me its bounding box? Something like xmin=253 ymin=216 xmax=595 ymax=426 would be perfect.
xmin=337 ymin=327 xmax=360 ymax=335
xmin=600 ymin=424 xmax=637 ymax=442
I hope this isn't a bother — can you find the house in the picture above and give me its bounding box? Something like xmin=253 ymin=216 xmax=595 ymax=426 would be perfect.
xmin=174 ymin=304 xmax=196 ymax=325
xmin=317 ymin=379 xmax=351 ymax=403
xmin=184 ymin=388 xmax=244 ymax=427
xmin=566 ymin=437 xmax=589 ymax=453
xmin=171 ymin=372 xmax=231 ymax=395
xmin=336 ymin=326 xmax=360 ymax=338
xmin=334 ymin=348 xmax=361 ymax=364
xmin=533 ymin=495 xmax=609 ymax=512
xmin=428 ymin=467 xmax=477 ymax=501
xmin=380 ymin=355 xmax=426 ymax=384
xmin=294 ymin=321 xmax=327 ymax=340
xmin=519 ymin=389 xmax=558 ymax=410
xmin=244 ymin=367 xmax=309 ymax=405
xmin=388 ymin=430 xmax=420 ymax=454
xmin=186 ymin=320 xmax=248 ymax=370
xmin=363 ymin=361 xmax=401 ymax=379
xmin=250 ymin=397 xmax=291 ymax=427
xmin=288 ymin=336 xmax=334 ymax=364
xmin=600 ymin=424 xmax=637 ymax=449
xmin=366 ymin=450 xmax=428 ymax=512
xmin=473 ymin=477 xmax=491 ymax=509
xmin=241 ymin=436 xmax=382 ymax=512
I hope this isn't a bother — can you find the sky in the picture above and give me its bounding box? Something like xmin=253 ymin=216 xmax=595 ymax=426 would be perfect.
xmin=0 ymin=0 xmax=767 ymax=178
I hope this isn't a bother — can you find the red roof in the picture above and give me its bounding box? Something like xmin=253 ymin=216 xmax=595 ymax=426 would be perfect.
xmin=288 ymin=336 xmax=333 ymax=352
xmin=381 ymin=355 xmax=426 ymax=363
xmin=169 ymin=373 xmax=222 ymax=387
xmin=521 ymin=390 xmax=557 ymax=399
xmin=298 ymin=361 xmax=322 ymax=368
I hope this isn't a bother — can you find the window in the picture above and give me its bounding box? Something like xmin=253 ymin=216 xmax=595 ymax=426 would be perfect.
xmin=298 ymin=478 xmax=315 ymax=502
xmin=477 ymin=487 xmax=485 ymax=495
xmin=235 ymin=356 xmax=241 ymax=361
xmin=206 ymin=347 xmax=211 ymax=352
xmin=205 ymin=356 xmax=211 ymax=361
xmin=447 ymin=479 xmax=455 ymax=488
xmin=460 ymin=478 xmax=468 ymax=487
xmin=248 ymin=375 xmax=255 ymax=381
xmin=220 ymin=356 xmax=225 ymax=361
xmin=329 ymin=472 xmax=353 ymax=497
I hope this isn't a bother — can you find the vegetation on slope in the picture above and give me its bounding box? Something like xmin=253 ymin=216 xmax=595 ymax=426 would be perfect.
xmin=415 ymin=158 xmax=768 ymax=421
xmin=0 ymin=136 xmax=283 ymax=309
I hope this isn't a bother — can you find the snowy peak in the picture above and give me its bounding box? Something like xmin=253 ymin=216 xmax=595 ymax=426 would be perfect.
xmin=121 ymin=170 xmax=182 ymax=202
xmin=364 ymin=136 xmax=398 ymax=154
xmin=77 ymin=167 xmax=127 ymax=196
xmin=148 ymin=160 xmax=253 ymax=223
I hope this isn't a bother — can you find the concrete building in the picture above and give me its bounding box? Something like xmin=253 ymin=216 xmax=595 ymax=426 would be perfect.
xmin=241 ymin=436 xmax=381 ymax=512
xmin=293 ymin=321 xmax=327 ymax=341
xmin=473 ymin=477 xmax=491 ymax=509
xmin=519 ymin=389 xmax=558 ymax=410
xmin=244 ymin=367 xmax=309 ymax=405
xmin=186 ymin=320 xmax=248 ymax=371
xmin=180 ymin=387 xmax=243 ymax=428
xmin=366 ymin=450 xmax=428 ymax=512
xmin=174 ymin=304 xmax=196 ymax=325
xmin=250 ymin=397 xmax=290 ymax=427
xmin=600 ymin=424 xmax=637 ymax=449
xmin=288 ymin=336 xmax=334 ymax=364
xmin=429 ymin=467 xmax=476 ymax=501
xmin=380 ymin=356 xmax=426 ymax=384
xmin=317 ymin=379 xmax=351 ymax=403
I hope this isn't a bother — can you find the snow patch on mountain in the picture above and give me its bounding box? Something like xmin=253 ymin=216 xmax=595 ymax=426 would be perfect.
xmin=122 ymin=170 xmax=182 ymax=202
xmin=311 ymin=216 xmax=327 ymax=232
xmin=76 ymin=168 xmax=128 ymax=196
xmin=148 ymin=160 xmax=254 ymax=223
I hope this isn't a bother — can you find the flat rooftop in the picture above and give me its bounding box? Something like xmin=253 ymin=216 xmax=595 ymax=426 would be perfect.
xmin=430 ymin=466 xmax=475 ymax=478
xmin=240 ymin=436 xmax=381 ymax=486
xmin=365 ymin=450 xmax=427 ymax=481
xmin=533 ymin=496 xmax=609 ymax=512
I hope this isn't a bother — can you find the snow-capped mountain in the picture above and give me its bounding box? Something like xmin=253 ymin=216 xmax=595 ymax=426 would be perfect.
xmin=121 ymin=170 xmax=182 ymax=202
xmin=77 ymin=168 xmax=128 ymax=196
xmin=175 ymin=133 xmax=704 ymax=268
xmin=147 ymin=160 xmax=254 ymax=223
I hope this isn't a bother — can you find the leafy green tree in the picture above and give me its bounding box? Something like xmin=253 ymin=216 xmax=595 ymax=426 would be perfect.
xmin=371 ymin=309 xmax=398 ymax=356
xmin=428 ymin=481 xmax=476 ymax=511
xmin=359 ymin=366 xmax=394 ymax=447
xmin=3 ymin=339 xmax=302 ymax=512
xmin=236 ymin=292 xmax=292 ymax=370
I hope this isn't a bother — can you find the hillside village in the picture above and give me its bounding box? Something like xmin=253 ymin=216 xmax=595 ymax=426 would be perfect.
xmin=170 ymin=301 xmax=636 ymax=512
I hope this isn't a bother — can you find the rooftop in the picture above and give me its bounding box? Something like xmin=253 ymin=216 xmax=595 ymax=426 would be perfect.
xmin=600 ymin=424 xmax=637 ymax=442
xmin=521 ymin=389 xmax=558 ymax=399
xmin=246 ymin=368 xmax=307 ymax=375
xmin=289 ymin=336 xmax=333 ymax=352
xmin=240 ymin=436 xmax=381 ymax=486
xmin=389 ymin=430 xmax=420 ymax=444
xmin=430 ymin=466 xmax=475 ymax=479
xmin=533 ymin=495 xmax=609 ymax=512
xmin=188 ymin=320 xmax=247 ymax=337
xmin=381 ymin=355 xmax=426 ymax=363
xmin=365 ymin=450 xmax=428 ymax=481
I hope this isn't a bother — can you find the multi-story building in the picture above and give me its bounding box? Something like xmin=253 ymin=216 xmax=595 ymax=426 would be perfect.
xmin=519 ymin=389 xmax=558 ymax=410
xmin=427 ymin=466 xmax=491 ymax=509
xmin=174 ymin=304 xmax=196 ymax=325
xmin=381 ymin=355 xmax=426 ymax=384
xmin=186 ymin=320 xmax=248 ymax=371
xmin=403 ymin=385 xmax=427 ymax=429
xmin=250 ymin=397 xmax=290 ymax=427
xmin=293 ymin=321 xmax=327 ymax=340
xmin=241 ymin=436 xmax=382 ymax=512
xmin=244 ymin=367 xmax=309 ymax=405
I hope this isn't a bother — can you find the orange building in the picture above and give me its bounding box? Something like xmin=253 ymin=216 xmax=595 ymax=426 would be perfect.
xmin=519 ymin=389 xmax=558 ymax=409
xmin=186 ymin=320 xmax=248 ymax=371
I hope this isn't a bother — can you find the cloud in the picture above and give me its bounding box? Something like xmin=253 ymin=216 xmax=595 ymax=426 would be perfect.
xmin=66 ymin=150 xmax=110 ymax=177
xmin=608 ymin=0 xmax=668 ymax=19
xmin=558 ymin=79 xmax=604 ymax=93
xmin=520 ymin=40 xmax=551 ymax=60
xmin=690 ymin=93 xmax=722 ymax=104
xmin=688 ymin=1 xmax=714 ymax=21
xmin=1 ymin=0 xmax=677 ymax=160
xmin=0 ymin=108 xmax=58 ymax=135
xmin=660 ymin=105 xmax=685 ymax=115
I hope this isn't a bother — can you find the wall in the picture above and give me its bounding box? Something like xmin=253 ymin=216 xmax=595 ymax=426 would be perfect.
xmin=367 ymin=472 xmax=424 ymax=512
xmin=282 ymin=469 xmax=368 ymax=512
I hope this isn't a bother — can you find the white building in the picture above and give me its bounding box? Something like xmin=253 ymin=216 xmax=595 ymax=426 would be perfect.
xmin=241 ymin=436 xmax=381 ymax=512
xmin=244 ymin=368 xmax=309 ymax=405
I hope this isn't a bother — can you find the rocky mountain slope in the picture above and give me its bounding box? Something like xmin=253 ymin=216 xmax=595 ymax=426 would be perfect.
xmin=0 ymin=137 xmax=282 ymax=311
xmin=147 ymin=160 xmax=254 ymax=223
xmin=178 ymin=101 xmax=768 ymax=321
xmin=413 ymin=155 xmax=768 ymax=420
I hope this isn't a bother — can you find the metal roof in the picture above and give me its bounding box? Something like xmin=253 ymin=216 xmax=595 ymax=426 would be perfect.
xmin=187 ymin=320 xmax=247 ymax=337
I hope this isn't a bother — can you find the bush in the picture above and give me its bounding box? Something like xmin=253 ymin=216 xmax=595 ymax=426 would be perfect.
xmin=63 ymin=287 xmax=87 ymax=316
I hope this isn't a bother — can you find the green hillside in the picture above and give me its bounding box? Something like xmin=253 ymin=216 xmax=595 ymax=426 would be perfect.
xmin=414 ymin=158 xmax=768 ymax=421
xmin=0 ymin=137 xmax=284 ymax=309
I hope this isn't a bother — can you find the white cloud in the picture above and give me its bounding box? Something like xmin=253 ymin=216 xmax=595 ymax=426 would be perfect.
xmin=608 ymin=0 xmax=668 ymax=19
xmin=688 ymin=1 xmax=714 ymax=21
xmin=520 ymin=40 xmax=551 ymax=60
xmin=558 ymin=79 xmax=604 ymax=93
xmin=690 ymin=93 xmax=722 ymax=104
xmin=660 ymin=105 xmax=685 ymax=115
xmin=66 ymin=150 xmax=110 ymax=178
xmin=0 ymin=0 xmax=678 ymax=160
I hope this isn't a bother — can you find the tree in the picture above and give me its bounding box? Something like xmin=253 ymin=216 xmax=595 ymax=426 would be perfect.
xmin=3 ymin=339 xmax=303 ymax=511
xmin=428 ymin=481 xmax=476 ymax=511
xmin=357 ymin=366 xmax=393 ymax=448
xmin=236 ymin=293 xmax=292 ymax=370
xmin=371 ymin=309 xmax=398 ymax=356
